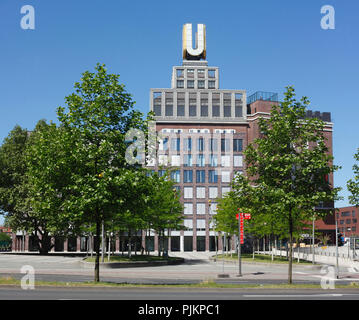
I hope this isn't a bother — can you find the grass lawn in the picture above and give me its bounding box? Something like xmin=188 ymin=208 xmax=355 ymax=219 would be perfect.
xmin=213 ymin=253 xmax=314 ymax=265
xmin=0 ymin=276 xmax=358 ymax=289
xmin=84 ymin=254 xmax=180 ymax=263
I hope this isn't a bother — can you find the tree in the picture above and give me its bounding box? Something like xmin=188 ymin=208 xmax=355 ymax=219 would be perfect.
xmin=0 ymin=125 xmax=29 ymax=228
xmin=347 ymin=149 xmax=359 ymax=206
xmin=243 ymin=86 xmax=340 ymax=284
xmin=53 ymin=63 xmax=149 ymax=281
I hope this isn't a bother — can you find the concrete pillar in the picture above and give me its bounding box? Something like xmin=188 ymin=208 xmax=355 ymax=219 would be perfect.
xmin=64 ymin=238 xmax=68 ymax=252
xmin=76 ymin=237 xmax=81 ymax=252
xmin=51 ymin=237 xmax=55 ymax=252
xmin=193 ymin=234 xmax=197 ymax=252
xmin=154 ymin=234 xmax=159 ymax=253
xmin=180 ymin=235 xmax=184 ymax=252
xmin=24 ymin=235 xmax=29 ymax=252
xmin=115 ymin=236 xmax=120 ymax=253
xmin=11 ymin=234 xmax=16 ymax=251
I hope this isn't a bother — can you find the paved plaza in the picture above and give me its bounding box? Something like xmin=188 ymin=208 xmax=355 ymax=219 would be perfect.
xmin=0 ymin=253 xmax=358 ymax=285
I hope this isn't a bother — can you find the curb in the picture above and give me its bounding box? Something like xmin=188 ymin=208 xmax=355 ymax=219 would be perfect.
xmin=80 ymin=257 xmax=185 ymax=269
xmin=209 ymin=257 xmax=323 ymax=270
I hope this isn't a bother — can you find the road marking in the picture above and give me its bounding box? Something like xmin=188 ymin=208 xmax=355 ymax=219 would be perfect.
xmin=242 ymin=294 xmax=344 ymax=298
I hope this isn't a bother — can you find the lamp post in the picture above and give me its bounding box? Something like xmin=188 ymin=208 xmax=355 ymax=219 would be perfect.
xmin=208 ymin=200 xmax=217 ymax=260
xmin=335 ymin=208 xmax=339 ymax=279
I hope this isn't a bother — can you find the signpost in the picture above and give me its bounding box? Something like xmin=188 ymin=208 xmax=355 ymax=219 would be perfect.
xmin=236 ymin=209 xmax=251 ymax=277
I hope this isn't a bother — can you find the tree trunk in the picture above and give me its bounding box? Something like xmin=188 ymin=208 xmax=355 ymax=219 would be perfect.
xmin=128 ymin=230 xmax=132 ymax=258
xmin=288 ymin=209 xmax=293 ymax=284
xmin=95 ymin=217 xmax=100 ymax=282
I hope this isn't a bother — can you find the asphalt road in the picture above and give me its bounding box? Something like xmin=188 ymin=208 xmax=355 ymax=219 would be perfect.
xmin=1 ymin=286 xmax=359 ymax=300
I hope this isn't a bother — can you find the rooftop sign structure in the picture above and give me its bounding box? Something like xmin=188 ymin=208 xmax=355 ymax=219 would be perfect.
xmin=182 ymin=23 xmax=206 ymax=61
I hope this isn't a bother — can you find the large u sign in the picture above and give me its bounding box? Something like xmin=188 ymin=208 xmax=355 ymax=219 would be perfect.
xmin=182 ymin=23 xmax=206 ymax=60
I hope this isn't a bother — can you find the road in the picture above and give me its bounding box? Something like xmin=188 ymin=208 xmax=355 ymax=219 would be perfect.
xmin=1 ymin=286 xmax=359 ymax=300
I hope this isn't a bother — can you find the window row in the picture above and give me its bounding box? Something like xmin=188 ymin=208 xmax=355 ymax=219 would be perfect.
xmin=176 ymin=68 xmax=216 ymax=79
xmin=181 ymin=186 xmax=232 ymax=199
xmin=156 ymin=155 xmax=243 ymax=168
xmin=176 ymin=80 xmax=216 ymax=89
xmin=183 ymin=219 xmax=215 ymax=231
xmin=184 ymin=203 xmax=218 ymax=215
xmin=160 ymin=138 xmax=243 ymax=152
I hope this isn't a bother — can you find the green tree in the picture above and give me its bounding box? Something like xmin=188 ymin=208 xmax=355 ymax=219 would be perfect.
xmin=54 ymin=63 xmax=149 ymax=281
xmin=347 ymin=149 xmax=359 ymax=206
xmin=244 ymin=86 xmax=340 ymax=284
xmin=0 ymin=125 xmax=29 ymax=228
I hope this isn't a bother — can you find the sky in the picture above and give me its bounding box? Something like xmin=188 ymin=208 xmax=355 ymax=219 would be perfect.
xmin=0 ymin=0 xmax=358 ymax=224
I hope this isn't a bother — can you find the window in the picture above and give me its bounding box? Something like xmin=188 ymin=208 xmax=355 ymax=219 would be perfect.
xmin=171 ymin=155 xmax=180 ymax=166
xmin=184 ymin=219 xmax=193 ymax=230
xmin=353 ymin=219 xmax=357 ymax=223
xmin=340 ymin=220 xmax=344 ymax=225
xmin=201 ymin=105 xmax=208 ymax=117
xmin=342 ymin=211 xmax=350 ymax=217
xmin=198 ymin=69 xmax=205 ymax=78
xmin=208 ymin=70 xmax=215 ymax=78
xmin=346 ymin=219 xmax=352 ymax=224
xmin=221 ymin=139 xmax=230 ymax=152
xmin=177 ymin=92 xmax=185 ymax=117
xmin=210 ymin=139 xmax=218 ymax=151
xmin=170 ymin=170 xmax=180 ymax=183
xmin=221 ymin=171 xmax=231 ymax=183
xmin=196 ymin=170 xmax=205 ymax=183
xmin=184 ymin=138 xmax=192 ymax=151
xmin=187 ymin=69 xmax=194 ymax=77
xmin=184 ymin=203 xmax=193 ymax=215
xmin=184 ymin=170 xmax=193 ymax=183
xmin=209 ymin=170 xmax=218 ymax=183
xmin=153 ymin=92 xmax=162 ymax=116
xmin=352 ymin=226 xmax=357 ymax=232
xmin=208 ymin=81 xmax=215 ymax=89
xmin=197 ymin=203 xmax=206 ymax=215
xmin=233 ymin=155 xmax=243 ymax=167
xmin=177 ymin=80 xmax=184 ymax=88
xmin=184 ymin=154 xmax=193 ymax=167
xmin=224 ymin=106 xmax=231 ymax=117
xmin=160 ymin=137 xmax=168 ymax=151
xmin=189 ymin=105 xmax=197 ymax=116
xmin=158 ymin=155 xmax=168 ymax=166
xmin=197 ymin=138 xmax=204 ymax=152
xmin=171 ymin=138 xmax=180 ymax=151
xmin=353 ymin=211 xmax=356 ymax=217
xmin=222 ymin=187 xmax=230 ymax=196
xmin=209 ymin=187 xmax=218 ymax=199
xmin=165 ymin=105 xmax=173 ymax=116
xmin=196 ymin=219 xmax=206 ymax=231
xmin=233 ymin=139 xmax=243 ymax=152
xmin=158 ymin=170 xmax=166 ymax=177
xmin=196 ymin=154 xmax=205 ymax=167
xmin=221 ymin=155 xmax=230 ymax=167
xmin=198 ymin=80 xmax=205 ymax=89
xmin=210 ymin=154 xmax=218 ymax=167
xmin=196 ymin=187 xmax=205 ymax=198
xmin=184 ymin=187 xmax=193 ymax=199
xmin=177 ymin=69 xmax=184 ymax=77
xmin=187 ymin=80 xmax=194 ymax=89
xmin=235 ymin=106 xmax=242 ymax=117
xmin=177 ymin=105 xmax=185 ymax=116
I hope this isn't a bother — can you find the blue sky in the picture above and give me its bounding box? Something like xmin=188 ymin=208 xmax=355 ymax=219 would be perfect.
xmin=0 ymin=0 xmax=358 ymax=225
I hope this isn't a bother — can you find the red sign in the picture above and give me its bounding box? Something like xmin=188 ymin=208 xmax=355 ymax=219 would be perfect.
xmin=244 ymin=213 xmax=251 ymax=220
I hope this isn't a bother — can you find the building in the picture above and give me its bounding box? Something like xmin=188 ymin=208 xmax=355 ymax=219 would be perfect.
xmin=336 ymin=206 xmax=359 ymax=237
xmin=147 ymin=23 xmax=335 ymax=251
xmin=0 ymin=226 xmax=12 ymax=237
xmin=10 ymin=23 xmax=335 ymax=253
